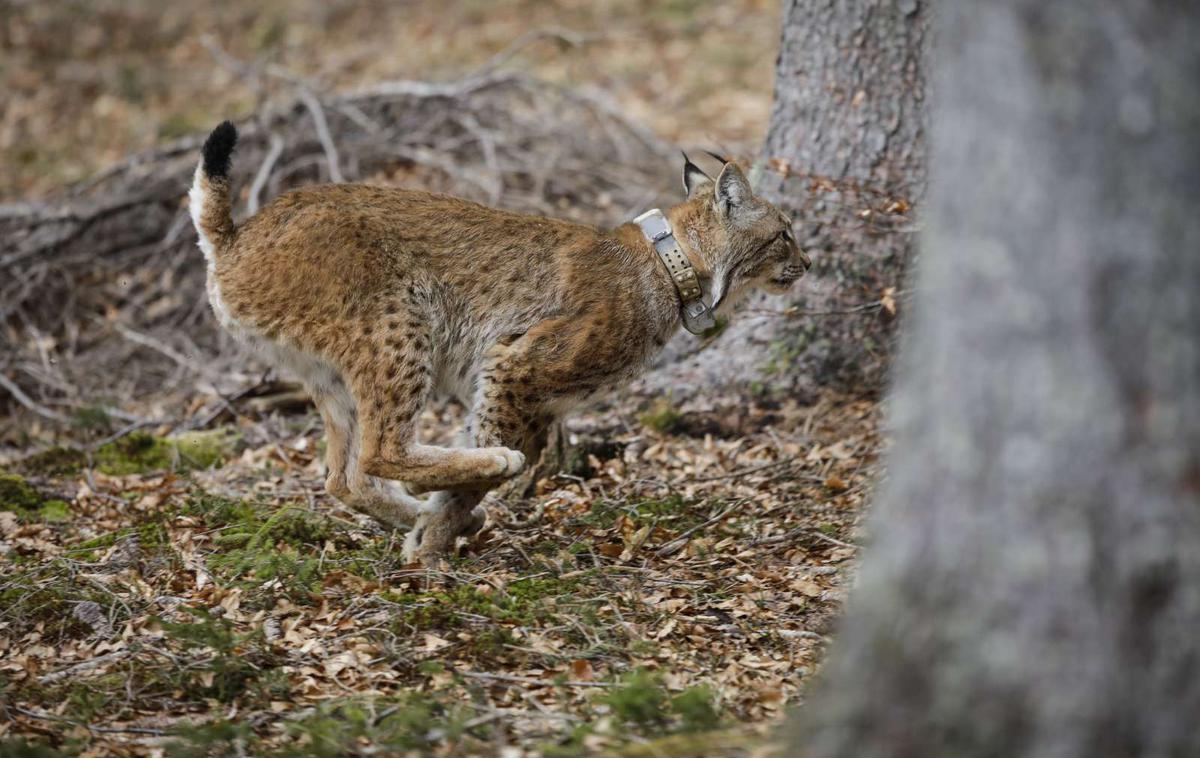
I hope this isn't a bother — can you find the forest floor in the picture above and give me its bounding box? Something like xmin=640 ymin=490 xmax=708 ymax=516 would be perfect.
xmin=1 ymin=388 xmax=880 ymax=756
xmin=1 ymin=1 xmax=887 ymax=755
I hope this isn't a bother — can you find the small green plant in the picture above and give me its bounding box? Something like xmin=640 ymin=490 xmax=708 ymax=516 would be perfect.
xmin=640 ymin=398 xmax=684 ymax=435
xmin=602 ymin=669 xmax=670 ymax=727
xmin=159 ymin=607 xmax=279 ymax=703
xmin=72 ymin=406 xmax=112 ymax=431
xmin=165 ymin=720 xmax=255 ymax=758
xmin=600 ymin=671 xmax=722 ymax=736
xmin=671 ymin=686 xmax=720 ymax=732
xmin=0 ymin=737 xmax=73 ymax=758
xmin=163 ymin=695 xmax=458 ymax=757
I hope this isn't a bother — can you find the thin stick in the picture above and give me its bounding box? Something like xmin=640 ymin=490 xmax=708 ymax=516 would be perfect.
xmin=683 ymin=456 xmax=797 ymax=484
xmin=656 ymin=499 xmax=748 ymax=557
xmin=38 ymin=650 xmax=131 ymax=684
xmin=297 ymin=89 xmax=344 ymax=183
xmin=11 ymin=705 xmax=166 ymax=736
xmin=247 ymin=133 xmax=285 ymax=214
xmin=0 ymin=372 xmax=70 ymax=422
xmin=460 ymin=670 xmax=611 ymax=688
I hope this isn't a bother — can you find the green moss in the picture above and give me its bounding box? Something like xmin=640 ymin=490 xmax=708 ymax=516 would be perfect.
xmin=16 ymin=446 xmax=86 ymax=476
xmin=387 ymin=584 xmax=499 ymax=631
xmin=188 ymin=500 xmax=345 ymax=604
xmin=383 ymin=574 xmax=583 ymax=648
xmin=166 ymin=694 xmax=463 ymax=757
xmin=181 ymin=492 xmax=257 ymax=528
xmin=575 ymin=494 xmax=700 ymax=532
xmin=37 ymin=499 xmax=72 ymax=522
xmin=0 ymin=473 xmax=44 ymax=511
xmin=640 ymin=398 xmax=684 ymax=435
xmin=72 ymin=406 xmax=112 ymax=431
xmin=94 ymin=429 xmax=238 ymax=475
xmin=0 ymin=473 xmax=72 ymax=522
xmin=505 ymin=575 xmax=581 ymax=609
xmin=0 ymin=737 xmax=74 ymax=758
xmin=0 ymin=570 xmax=108 ymax=641
xmin=159 ymin=607 xmax=281 ymax=703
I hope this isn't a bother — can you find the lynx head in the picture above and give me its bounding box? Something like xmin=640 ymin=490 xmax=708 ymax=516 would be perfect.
xmin=676 ymin=153 xmax=811 ymax=309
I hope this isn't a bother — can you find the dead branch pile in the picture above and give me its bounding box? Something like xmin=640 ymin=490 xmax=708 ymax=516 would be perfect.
xmin=0 ymin=72 xmax=672 ymax=420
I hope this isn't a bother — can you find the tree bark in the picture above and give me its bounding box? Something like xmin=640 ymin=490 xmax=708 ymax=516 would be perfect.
xmin=795 ymin=3 xmax=1200 ymax=756
xmin=760 ymin=0 xmax=928 ymax=391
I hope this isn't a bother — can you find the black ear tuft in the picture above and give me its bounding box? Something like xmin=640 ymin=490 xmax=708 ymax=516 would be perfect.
xmin=703 ymin=149 xmax=731 ymax=165
xmin=201 ymin=120 xmax=239 ymax=180
xmin=682 ymin=151 xmax=712 ymax=198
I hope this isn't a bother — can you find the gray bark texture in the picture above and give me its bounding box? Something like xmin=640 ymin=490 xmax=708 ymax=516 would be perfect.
xmin=795 ymin=2 xmax=1200 ymax=757
xmin=760 ymin=0 xmax=927 ymax=392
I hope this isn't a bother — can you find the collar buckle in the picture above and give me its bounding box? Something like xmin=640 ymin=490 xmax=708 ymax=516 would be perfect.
xmin=634 ymin=208 xmax=717 ymax=335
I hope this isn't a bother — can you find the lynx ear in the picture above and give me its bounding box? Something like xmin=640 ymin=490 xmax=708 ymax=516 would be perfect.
xmin=715 ymin=162 xmax=753 ymax=219
xmin=682 ymin=152 xmax=712 ymax=198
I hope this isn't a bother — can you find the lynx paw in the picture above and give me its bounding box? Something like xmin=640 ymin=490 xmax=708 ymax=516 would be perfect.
xmin=460 ymin=505 xmax=488 ymax=538
xmin=482 ymin=446 xmax=525 ymax=478
xmin=402 ymin=506 xmax=487 ymax=564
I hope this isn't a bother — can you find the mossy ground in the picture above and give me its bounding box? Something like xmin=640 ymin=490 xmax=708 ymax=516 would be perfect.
xmin=1 ymin=394 xmax=877 ymax=755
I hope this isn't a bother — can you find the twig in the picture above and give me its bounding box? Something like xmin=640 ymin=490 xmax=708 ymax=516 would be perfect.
xmin=750 ymin=527 xmax=857 ymax=550
xmin=460 ymin=670 xmax=612 ymax=688
xmin=296 ymin=89 xmax=344 ymax=183
xmin=683 ymin=456 xmax=797 ymax=484
xmin=111 ymin=321 xmax=214 ymax=378
xmin=37 ymin=650 xmax=131 ymax=684
xmin=0 ymin=372 xmax=70 ymax=422
xmin=247 ymin=133 xmax=285 ymax=214
xmin=471 ymin=28 xmax=592 ymax=77
xmin=11 ymin=705 xmax=166 ymax=736
xmin=655 ymin=499 xmax=748 ymax=558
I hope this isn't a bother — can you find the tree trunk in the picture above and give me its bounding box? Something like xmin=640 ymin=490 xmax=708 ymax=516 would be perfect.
xmin=795 ymin=3 xmax=1200 ymax=756
xmin=760 ymin=0 xmax=928 ymax=391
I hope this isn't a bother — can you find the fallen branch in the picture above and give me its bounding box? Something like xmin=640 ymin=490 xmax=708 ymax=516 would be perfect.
xmin=0 ymin=66 xmax=671 ymax=414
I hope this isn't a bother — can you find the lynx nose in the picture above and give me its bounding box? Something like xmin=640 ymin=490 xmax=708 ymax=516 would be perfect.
xmin=799 ymin=249 xmax=811 ymax=269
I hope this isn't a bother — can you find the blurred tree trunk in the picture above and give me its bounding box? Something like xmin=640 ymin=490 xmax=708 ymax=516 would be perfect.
xmin=794 ymin=2 xmax=1200 ymax=757
xmin=759 ymin=0 xmax=927 ymax=391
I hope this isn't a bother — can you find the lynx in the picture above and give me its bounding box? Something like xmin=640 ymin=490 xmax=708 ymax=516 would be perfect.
xmin=189 ymin=121 xmax=809 ymax=564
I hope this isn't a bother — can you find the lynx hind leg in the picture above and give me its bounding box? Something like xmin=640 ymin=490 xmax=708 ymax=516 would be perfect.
xmin=402 ymin=488 xmax=488 ymax=564
xmin=403 ymin=370 xmax=548 ymax=564
xmin=348 ymin=311 xmax=525 ymax=493
xmin=312 ymin=381 xmax=423 ymax=528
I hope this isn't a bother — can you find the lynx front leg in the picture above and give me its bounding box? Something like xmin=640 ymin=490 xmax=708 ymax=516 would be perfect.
xmin=402 ymin=405 xmax=548 ymax=565
xmin=403 ymin=339 xmax=561 ymax=564
xmin=340 ymin=308 xmax=525 ymax=493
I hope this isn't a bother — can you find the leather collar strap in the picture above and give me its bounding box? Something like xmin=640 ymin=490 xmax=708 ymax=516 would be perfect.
xmin=634 ymin=208 xmax=716 ymax=335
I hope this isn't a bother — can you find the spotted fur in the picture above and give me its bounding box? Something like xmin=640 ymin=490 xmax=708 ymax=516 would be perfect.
xmin=189 ymin=122 xmax=809 ymax=563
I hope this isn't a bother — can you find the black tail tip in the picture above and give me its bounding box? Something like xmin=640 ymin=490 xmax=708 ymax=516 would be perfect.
xmin=201 ymin=120 xmax=238 ymax=179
